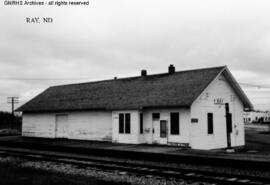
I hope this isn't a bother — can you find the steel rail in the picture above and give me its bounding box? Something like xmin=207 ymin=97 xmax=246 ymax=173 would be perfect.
xmin=0 ymin=148 xmax=269 ymax=185
xmin=0 ymin=140 xmax=269 ymax=171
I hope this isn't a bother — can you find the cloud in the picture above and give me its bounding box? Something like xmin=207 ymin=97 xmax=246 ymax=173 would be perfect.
xmin=1 ymin=0 xmax=270 ymax=111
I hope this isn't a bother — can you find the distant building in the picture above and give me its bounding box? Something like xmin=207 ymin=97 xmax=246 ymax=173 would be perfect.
xmin=244 ymin=110 xmax=270 ymax=124
xmin=17 ymin=65 xmax=253 ymax=150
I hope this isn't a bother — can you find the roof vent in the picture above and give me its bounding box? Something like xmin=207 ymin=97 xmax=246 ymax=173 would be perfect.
xmin=114 ymin=77 xmax=117 ymax=80
xmin=141 ymin=69 xmax=147 ymax=76
xmin=168 ymin=64 xmax=175 ymax=74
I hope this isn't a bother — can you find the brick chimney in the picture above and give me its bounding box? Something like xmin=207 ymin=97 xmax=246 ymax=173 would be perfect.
xmin=141 ymin=69 xmax=147 ymax=76
xmin=168 ymin=64 xmax=175 ymax=74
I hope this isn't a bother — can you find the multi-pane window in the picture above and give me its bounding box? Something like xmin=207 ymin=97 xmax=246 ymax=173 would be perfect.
xmin=170 ymin=112 xmax=179 ymax=135
xmin=207 ymin=113 xmax=213 ymax=134
xmin=119 ymin=113 xmax=131 ymax=134
xmin=140 ymin=113 xmax=143 ymax=134
xmin=160 ymin=120 xmax=167 ymax=138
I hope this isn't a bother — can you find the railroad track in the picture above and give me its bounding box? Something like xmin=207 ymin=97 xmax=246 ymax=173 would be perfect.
xmin=0 ymin=148 xmax=269 ymax=185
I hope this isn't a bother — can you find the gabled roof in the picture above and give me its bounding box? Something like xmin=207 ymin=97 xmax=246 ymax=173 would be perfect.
xmin=17 ymin=66 xmax=253 ymax=112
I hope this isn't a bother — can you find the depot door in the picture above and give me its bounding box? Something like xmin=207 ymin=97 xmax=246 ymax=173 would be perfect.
xmin=153 ymin=120 xmax=168 ymax=144
xmin=153 ymin=119 xmax=160 ymax=143
xmin=55 ymin=114 xmax=68 ymax=138
xmin=159 ymin=120 xmax=168 ymax=144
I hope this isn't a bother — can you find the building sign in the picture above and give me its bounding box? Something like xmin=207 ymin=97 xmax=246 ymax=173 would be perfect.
xmin=191 ymin=118 xmax=198 ymax=123
xmin=214 ymin=98 xmax=224 ymax=105
xmin=144 ymin=128 xmax=151 ymax=133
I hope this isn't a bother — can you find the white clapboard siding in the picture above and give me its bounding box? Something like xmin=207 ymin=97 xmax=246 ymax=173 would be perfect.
xmin=22 ymin=111 xmax=112 ymax=141
xmin=112 ymin=110 xmax=140 ymax=144
xmin=142 ymin=109 xmax=190 ymax=145
xmin=68 ymin=111 xmax=112 ymax=141
xmin=22 ymin=113 xmax=56 ymax=138
xmin=190 ymin=74 xmax=245 ymax=149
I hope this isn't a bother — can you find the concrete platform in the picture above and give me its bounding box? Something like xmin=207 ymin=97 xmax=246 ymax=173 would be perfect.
xmin=0 ymin=133 xmax=269 ymax=163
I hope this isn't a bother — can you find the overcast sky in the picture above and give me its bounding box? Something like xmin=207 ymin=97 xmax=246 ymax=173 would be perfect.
xmin=1 ymin=0 xmax=270 ymax=112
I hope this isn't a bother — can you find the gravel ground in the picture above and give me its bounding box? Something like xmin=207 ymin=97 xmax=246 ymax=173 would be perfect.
xmin=0 ymin=155 xmax=215 ymax=185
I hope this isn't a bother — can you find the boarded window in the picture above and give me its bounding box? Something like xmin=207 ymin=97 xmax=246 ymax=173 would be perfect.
xmin=119 ymin=113 xmax=124 ymax=133
xmin=140 ymin=113 xmax=143 ymax=134
xmin=125 ymin=113 xmax=130 ymax=134
xmin=170 ymin=112 xmax=179 ymax=135
xmin=152 ymin=113 xmax=160 ymax=120
xmin=207 ymin=113 xmax=213 ymax=134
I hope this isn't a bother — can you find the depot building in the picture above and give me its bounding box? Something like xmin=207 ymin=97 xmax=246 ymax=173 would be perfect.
xmin=17 ymin=65 xmax=253 ymax=150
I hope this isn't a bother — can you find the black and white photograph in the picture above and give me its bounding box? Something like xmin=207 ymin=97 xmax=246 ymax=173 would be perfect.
xmin=0 ymin=0 xmax=270 ymax=184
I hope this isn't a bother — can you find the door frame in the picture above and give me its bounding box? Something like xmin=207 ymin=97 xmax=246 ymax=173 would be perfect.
xmin=152 ymin=119 xmax=168 ymax=144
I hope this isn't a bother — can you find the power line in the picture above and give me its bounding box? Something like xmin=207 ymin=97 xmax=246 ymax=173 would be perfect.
xmin=219 ymin=78 xmax=270 ymax=89
xmin=250 ymin=97 xmax=270 ymax=100
xmin=239 ymin=83 xmax=270 ymax=89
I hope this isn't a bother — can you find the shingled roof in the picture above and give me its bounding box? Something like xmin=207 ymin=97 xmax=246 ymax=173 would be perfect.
xmin=17 ymin=66 xmax=252 ymax=112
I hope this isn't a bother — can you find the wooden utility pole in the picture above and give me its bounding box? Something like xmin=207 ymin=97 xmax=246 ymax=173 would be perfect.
xmin=225 ymin=103 xmax=232 ymax=149
xmin=7 ymin=97 xmax=19 ymax=115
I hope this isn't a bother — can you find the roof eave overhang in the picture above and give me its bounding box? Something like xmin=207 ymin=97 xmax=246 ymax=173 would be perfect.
xmin=141 ymin=105 xmax=190 ymax=110
xmin=222 ymin=67 xmax=254 ymax=110
xmin=20 ymin=105 xmax=191 ymax=113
